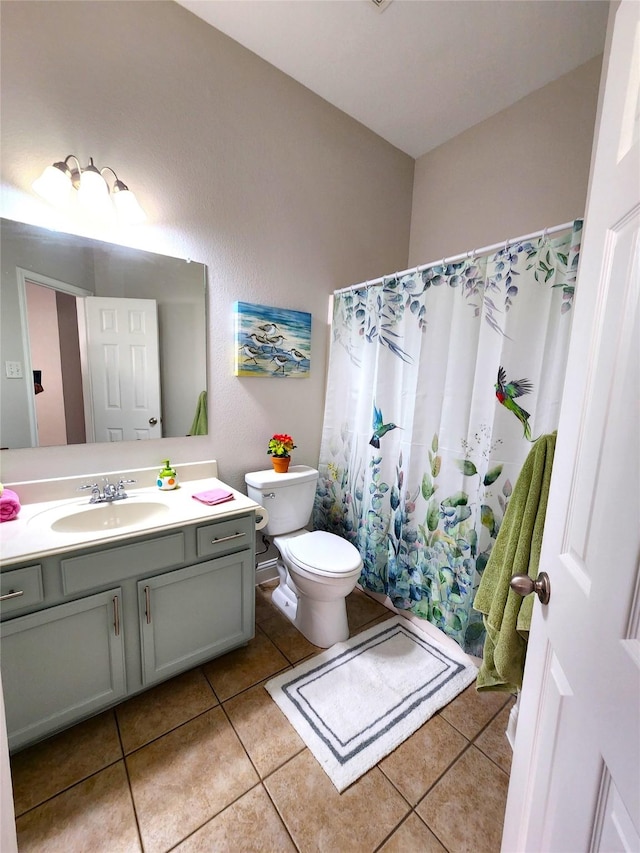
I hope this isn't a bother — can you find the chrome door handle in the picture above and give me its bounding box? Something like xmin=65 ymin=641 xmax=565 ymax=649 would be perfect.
xmin=0 ymin=589 xmax=24 ymax=602
xmin=144 ymin=585 xmax=151 ymax=624
xmin=113 ymin=595 xmax=120 ymax=637
xmin=510 ymin=571 xmax=551 ymax=605
xmin=211 ymin=532 xmax=245 ymax=544
xmin=149 ymin=417 xmax=158 ymax=426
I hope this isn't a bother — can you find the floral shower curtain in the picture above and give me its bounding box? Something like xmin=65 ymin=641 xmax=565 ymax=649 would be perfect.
xmin=314 ymin=221 xmax=582 ymax=655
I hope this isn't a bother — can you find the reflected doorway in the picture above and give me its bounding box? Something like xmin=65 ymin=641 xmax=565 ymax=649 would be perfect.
xmin=17 ymin=269 xmax=162 ymax=446
xmin=24 ymin=279 xmax=86 ymax=446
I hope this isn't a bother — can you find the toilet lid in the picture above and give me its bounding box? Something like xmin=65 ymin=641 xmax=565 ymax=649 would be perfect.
xmin=288 ymin=531 xmax=362 ymax=576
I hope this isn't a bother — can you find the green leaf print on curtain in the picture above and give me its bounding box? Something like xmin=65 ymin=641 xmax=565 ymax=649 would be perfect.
xmin=314 ymin=221 xmax=582 ymax=654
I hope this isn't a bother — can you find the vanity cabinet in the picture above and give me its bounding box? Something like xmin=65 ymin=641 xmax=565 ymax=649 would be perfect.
xmin=1 ymin=589 xmax=127 ymax=749
xmin=0 ymin=511 xmax=255 ymax=751
xmin=139 ymin=551 xmax=251 ymax=685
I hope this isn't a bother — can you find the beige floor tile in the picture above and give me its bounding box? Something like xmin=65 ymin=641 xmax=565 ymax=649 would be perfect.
xmin=16 ymin=761 xmax=140 ymax=853
xmin=126 ymin=706 xmax=258 ymax=853
xmin=380 ymin=714 xmax=468 ymax=805
xmin=116 ymin=668 xmax=218 ymax=753
xmin=174 ymin=784 xmax=296 ymax=852
xmin=475 ymin=702 xmax=514 ymax=775
xmin=255 ymin=584 xmax=277 ymax=624
xmin=11 ymin=710 xmax=122 ymax=815
xmin=258 ymin=580 xmax=277 ymax=599
xmin=346 ymin=588 xmax=392 ymax=632
xmin=265 ymin=749 xmax=410 ymax=853
xmin=439 ymin=683 xmax=510 ymax=740
xmin=259 ymin=609 xmax=321 ymax=663
xmin=379 ymin=813 xmax=447 ymax=852
xmin=203 ymin=626 xmax=289 ymax=701
xmin=224 ymin=681 xmax=305 ymax=778
xmin=350 ymin=612 xmax=396 ymax=637
xmin=416 ymin=745 xmax=509 ymax=853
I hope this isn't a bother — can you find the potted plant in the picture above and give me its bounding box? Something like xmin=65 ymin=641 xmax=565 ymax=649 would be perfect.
xmin=268 ymin=433 xmax=296 ymax=473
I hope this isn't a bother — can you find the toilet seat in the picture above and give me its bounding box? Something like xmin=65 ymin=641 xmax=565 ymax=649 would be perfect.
xmin=287 ymin=530 xmax=362 ymax=578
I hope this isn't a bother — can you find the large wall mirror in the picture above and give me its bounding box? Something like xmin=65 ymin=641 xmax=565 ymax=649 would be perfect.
xmin=0 ymin=218 xmax=207 ymax=449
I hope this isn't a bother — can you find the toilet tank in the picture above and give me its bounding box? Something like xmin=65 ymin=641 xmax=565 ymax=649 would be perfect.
xmin=245 ymin=465 xmax=319 ymax=536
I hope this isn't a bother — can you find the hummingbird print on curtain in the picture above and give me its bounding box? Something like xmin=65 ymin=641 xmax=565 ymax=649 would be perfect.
xmin=495 ymin=366 xmax=535 ymax=441
xmin=369 ymin=402 xmax=401 ymax=448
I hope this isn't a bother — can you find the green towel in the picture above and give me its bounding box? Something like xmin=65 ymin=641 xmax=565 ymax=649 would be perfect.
xmin=474 ymin=433 xmax=556 ymax=693
xmin=188 ymin=390 xmax=208 ymax=436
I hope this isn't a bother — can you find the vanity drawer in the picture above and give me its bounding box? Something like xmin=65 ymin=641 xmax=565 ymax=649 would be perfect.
xmin=0 ymin=565 xmax=44 ymax=616
xmin=61 ymin=532 xmax=185 ymax=594
xmin=196 ymin=515 xmax=253 ymax=558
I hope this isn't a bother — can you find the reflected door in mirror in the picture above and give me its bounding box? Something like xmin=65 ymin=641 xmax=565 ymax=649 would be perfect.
xmin=83 ymin=298 xmax=162 ymax=441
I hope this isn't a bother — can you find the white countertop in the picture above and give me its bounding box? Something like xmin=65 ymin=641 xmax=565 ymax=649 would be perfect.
xmin=0 ymin=461 xmax=263 ymax=567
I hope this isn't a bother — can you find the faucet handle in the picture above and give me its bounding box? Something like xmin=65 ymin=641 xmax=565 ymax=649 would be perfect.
xmin=78 ymin=483 xmax=101 ymax=502
xmin=116 ymin=478 xmax=136 ymax=498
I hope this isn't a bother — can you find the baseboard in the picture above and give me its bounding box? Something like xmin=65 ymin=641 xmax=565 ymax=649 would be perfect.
xmin=255 ymin=558 xmax=279 ymax=585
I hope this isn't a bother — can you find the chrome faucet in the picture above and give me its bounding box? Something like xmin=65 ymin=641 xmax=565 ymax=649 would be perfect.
xmin=78 ymin=478 xmax=136 ymax=503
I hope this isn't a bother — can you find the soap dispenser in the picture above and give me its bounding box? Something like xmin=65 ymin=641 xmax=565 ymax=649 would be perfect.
xmin=157 ymin=460 xmax=178 ymax=491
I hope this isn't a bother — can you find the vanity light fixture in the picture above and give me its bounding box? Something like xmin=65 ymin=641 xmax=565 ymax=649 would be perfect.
xmin=32 ymin=155 xmax=147 ymax=224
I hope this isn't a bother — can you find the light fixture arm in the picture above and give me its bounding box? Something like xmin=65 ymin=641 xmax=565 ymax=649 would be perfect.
xmin=48 ymin=154 xmax=82 ymax=183
xmin=70 ymin=155 xmax=103 ymax=189
xmin=100 ymin=165 xmax=130 ymax=193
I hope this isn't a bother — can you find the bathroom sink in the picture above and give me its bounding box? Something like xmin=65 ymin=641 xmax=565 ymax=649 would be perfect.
xmin=29 ymin=499 xmax=171 ymax=534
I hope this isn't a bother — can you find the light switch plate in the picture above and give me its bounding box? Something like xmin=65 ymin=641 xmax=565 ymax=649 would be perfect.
xmin=5 ymin=361 xmax=23 ymax=378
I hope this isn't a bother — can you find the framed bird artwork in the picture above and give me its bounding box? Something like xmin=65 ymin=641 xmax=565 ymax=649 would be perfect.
xmin=234 ymin=301 xmax=311 ymax=377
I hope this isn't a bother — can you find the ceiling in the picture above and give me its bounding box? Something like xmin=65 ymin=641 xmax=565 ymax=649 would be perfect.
xmin=176 ymin=0 xmax=609 ymax=159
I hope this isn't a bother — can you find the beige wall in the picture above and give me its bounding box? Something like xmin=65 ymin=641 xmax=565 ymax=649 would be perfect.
xmin=0 ymin=0 xmax=414 ymax=489
xmin=0 ymin=2 xmax=603 ymax=492
xmin=408 ymin=56 xmax=602 ymax=265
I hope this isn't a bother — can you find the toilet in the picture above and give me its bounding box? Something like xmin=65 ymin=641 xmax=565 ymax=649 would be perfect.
xmin=245 ymin=465 xmax=363 ymax=648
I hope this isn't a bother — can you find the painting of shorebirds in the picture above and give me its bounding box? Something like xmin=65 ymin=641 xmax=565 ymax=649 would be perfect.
xmin=234 ymin=301 xmax=311 ymax=377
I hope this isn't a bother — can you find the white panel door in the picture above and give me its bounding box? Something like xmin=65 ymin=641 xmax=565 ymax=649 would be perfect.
xmin=502 ymin=3 xmax=640 ymax=851
xmin=84 ymin=297 xmax=162 ymax=441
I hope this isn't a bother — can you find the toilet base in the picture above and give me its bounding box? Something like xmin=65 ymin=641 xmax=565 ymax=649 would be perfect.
xmin=271 ymin=569 xmax=351 ymax=649
xmin=272 ymin=580 xmax=298 ymax=620
xmin=295 ymin=594 xmax=350 ymax=648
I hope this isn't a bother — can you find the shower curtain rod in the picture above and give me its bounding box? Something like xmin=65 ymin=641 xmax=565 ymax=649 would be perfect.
xmin=335 ymin=219 xmax=577 ymax=294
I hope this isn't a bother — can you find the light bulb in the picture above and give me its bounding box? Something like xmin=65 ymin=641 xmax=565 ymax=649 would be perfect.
xmin=112 ymin=182 xmax=147 ymax=224
xmin=77 ymin=161 xmax=113 ymax=221
xmin=32 ymin=162 xmax=73 ymax=207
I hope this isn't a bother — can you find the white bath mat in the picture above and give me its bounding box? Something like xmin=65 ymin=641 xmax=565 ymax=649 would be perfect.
xmin=265 ymin=615 xmax=477 ymax=792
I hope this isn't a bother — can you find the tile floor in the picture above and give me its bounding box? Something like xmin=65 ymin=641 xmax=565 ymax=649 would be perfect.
xmin=10 ymin=584 xmax=514 ymax=853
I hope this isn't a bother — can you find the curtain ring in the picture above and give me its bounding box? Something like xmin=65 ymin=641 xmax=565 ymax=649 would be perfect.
xmin=415 ymin=265 xmax=420 ymax=275
xmin=542 ymin=227 xmax=549 ymax=243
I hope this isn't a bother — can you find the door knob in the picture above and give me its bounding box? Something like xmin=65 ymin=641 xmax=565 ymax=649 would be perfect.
xmin=509 ymin=571 xmax=551 ymax=605
xmin=149 ymin=417 xmax=158 ymax=425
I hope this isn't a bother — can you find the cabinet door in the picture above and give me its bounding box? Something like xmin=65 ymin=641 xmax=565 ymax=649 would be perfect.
xmin=1 ymin=588 xmax=126 ymax=751
xmin=139 ymin=551 xmax=254 ymax=686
